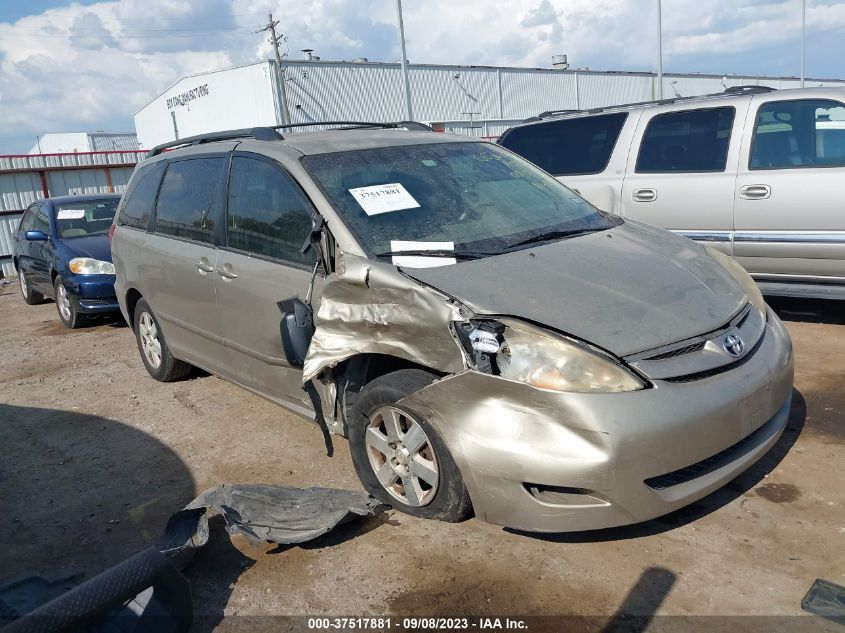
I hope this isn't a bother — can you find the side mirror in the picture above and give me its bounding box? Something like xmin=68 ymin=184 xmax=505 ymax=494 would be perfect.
xmin=25 ymin=230 xmax=48 ymax=241
xmin=300 ymin=214 xmax=324 ymax=256
xmin=278 ymin=296 xmax=314 ymax=368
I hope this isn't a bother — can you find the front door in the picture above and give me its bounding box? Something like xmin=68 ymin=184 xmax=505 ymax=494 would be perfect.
xmin=145 ymin=155 xmax=228 ymax=370
xmin=734 ymin=95 xmax=845 ymax=281
xmin=214 ymin=153 xmax=318 ymax=406
xmin=620 ymin=104 xmax=747 ymax=255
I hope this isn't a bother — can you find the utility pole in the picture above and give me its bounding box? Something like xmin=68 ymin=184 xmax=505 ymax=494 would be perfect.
xmin=656 ymin=0 xmax=663 ymax=99
xmin=395 ymin=0 xmax=414 ymax=120
xmin=259 ymin=13 xmax=292 ymax=126
xmin=800 ymin=0 xmax=806 ymax=87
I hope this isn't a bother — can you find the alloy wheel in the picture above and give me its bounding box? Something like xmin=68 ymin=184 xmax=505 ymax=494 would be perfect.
xmin=365 ymin=406 xmax=439 ymax=507
xmin=138 ymin=311 xmax=162 ymax=369
xmin=56 ymin=284 xmax=72 ymax=321
xmin=19 ymin=270 xmax=27 ymax=298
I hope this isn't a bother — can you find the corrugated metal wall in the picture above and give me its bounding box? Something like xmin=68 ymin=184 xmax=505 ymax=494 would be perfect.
xmin=88 ymin=134 xmax=141 ymax=152
xmin=0 ymin=151 xmax=144 ymax=277
xmin=278 ymin=60 xmax=845 ymax=129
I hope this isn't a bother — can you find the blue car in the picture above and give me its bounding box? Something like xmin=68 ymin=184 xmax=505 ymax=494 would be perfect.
xmin=14 ymin=194 xmax=121 ymax=328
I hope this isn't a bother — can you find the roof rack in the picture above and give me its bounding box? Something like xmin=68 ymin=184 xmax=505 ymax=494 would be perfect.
xmin=147 ymin=120 xmax=433 ymax=157
xmin=534 ymin=85 xmax=777 ymax=120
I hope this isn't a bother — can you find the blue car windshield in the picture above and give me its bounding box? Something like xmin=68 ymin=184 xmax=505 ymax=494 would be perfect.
xmin=301 ymin=141 xmax=618 ymax=260
xmin=55 ymin=200 xmax=118 ymax=239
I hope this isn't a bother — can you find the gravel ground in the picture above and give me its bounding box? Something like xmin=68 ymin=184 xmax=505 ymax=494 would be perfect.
xmin=1 ymin=279 xmax=843 ymax=631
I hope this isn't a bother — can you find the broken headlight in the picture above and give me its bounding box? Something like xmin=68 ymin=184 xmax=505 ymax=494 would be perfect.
xmin=456 ymin=318 xmax=645 ymax=393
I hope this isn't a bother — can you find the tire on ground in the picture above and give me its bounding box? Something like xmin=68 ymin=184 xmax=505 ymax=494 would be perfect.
xmin=348 ymin=368 xmax=473 ymax=522
xmin=133 ymin=298 xmax=192 ymax=382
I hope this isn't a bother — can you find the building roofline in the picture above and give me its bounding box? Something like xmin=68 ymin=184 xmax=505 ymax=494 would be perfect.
xmin=134 ymin=57 xmax=845 ymax=115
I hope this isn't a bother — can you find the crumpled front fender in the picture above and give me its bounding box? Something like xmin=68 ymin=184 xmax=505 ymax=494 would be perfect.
xmin=302 ymin=253 xmax=469 ymax=383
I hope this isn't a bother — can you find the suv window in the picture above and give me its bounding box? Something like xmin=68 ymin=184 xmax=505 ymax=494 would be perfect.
xmin=636 ymin=107 xmax=735 ymax=173
xmin=225 ymin=156 xmax=315 ymax=266
xmin=118 ymin=161 xmax=165 ymax=230
xmin=154 ymin=158 xmax=225 ymax=244
xmin=750 ymin=99 xmax=845 ymax=169
xmin=499 ymin=113 xmax=627 ymax=176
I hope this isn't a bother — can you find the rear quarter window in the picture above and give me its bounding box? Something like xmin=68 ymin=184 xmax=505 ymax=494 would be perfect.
xmin=499 ymin=112 xmax=628 ymax=176
xmin=117 ymin=161 xmax=166 ymax=230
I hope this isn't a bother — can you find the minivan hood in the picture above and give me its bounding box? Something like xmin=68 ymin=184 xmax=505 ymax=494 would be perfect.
xmin=406 ymin=220 xmax=747 ymax=357
xmin=62 ymin=234 xmax=112 ymax=262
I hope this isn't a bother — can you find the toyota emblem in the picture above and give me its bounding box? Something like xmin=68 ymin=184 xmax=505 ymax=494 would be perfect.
xmin=723 ymin=333 xmax=745 ymax=358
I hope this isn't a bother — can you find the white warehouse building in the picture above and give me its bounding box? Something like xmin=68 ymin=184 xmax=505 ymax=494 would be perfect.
xmin=134 ymin=57 xmax=845 ymax=149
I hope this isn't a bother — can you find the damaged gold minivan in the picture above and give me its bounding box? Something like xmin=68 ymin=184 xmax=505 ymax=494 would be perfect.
xmin=112 ymin=123 xmax=794 ymax=532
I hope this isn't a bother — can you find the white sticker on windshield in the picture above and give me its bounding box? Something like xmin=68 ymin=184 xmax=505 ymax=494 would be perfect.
xmin=390 ymin=240 xmax=456 ymax=268
xmin=57 ymin=209 xmax=85 ymax=220
xmin=349 ymin=183 xmax=420 ymax=216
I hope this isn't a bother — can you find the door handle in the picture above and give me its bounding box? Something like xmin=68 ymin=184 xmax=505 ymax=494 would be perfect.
xmin=739 ymin=184 xmax=771 ymax=200
xmin=216 ymin=263 xmax=238 ymax=280
xmin=196 ymin=259 xmax=214 ymax=273
xmin=632 ymin=188 xmax=657 ymax=202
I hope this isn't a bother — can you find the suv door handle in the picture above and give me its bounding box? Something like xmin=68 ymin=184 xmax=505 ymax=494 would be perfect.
xmin=739 ymin=184 xmax=771 ymax=200
xmin=632 ymin=188 xmax=657 ymax=202
xmin=216 ymin=263 xmax=238 ymax=280
xmin=196 ymin=258 xmax=214 ymax=273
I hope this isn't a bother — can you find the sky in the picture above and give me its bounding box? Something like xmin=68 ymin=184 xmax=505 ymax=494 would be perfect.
xmin=0 ymin=0 xmax=843 ymax=153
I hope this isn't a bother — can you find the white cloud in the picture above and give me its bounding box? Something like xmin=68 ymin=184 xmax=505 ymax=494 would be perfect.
xmin=0 ymin=0 xmax=843 ymax=152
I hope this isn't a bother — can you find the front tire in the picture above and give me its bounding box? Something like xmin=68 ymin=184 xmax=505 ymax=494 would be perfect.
xmin=349 ymin=369 xmax=473 ymax=522
xmin=19 ymin=269 xmax=44 ymax=305
xmin=54 ymin=276 xmax=87 ymax=329
xmin=133 ymin=298 xmax=192 ymax=382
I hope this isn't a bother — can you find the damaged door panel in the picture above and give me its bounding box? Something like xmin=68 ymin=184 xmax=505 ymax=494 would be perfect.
xmin=302 ymin=251 xmax=470 ymax=384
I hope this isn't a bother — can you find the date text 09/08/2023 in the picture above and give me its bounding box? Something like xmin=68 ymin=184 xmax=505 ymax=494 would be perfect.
xmin=307 ymin=617 xmax=529 ymax=630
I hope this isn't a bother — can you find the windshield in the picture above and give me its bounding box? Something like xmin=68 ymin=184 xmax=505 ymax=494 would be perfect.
xmin=55 ymin=200 xmax=119 ymax=239
xmin=302 ymin=142 xmax=619 ymax=262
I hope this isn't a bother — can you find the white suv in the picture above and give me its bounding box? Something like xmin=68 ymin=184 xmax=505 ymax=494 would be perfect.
xmin=499 ymin=86 xmax=845 ymax=300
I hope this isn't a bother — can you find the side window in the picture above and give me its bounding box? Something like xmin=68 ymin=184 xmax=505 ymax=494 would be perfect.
xmin=636 ymin=107 xmax=735 ymax=173
xmin=118 ymin=161 xmax=165 ymax=229
xmin=154 ymin=157 xmax=226 ymax=244
xmin=31 ymin=204 xmax=50 ymax=233
xmin=499 ymin=113 xmax=628 ymax=176
xmin=750 ymin=99 xmax=845 ymax=169
xmin=225 ymin=156 xmax=316 ymax=266
xmin=18 ymin=205 xmax=36 ymax=232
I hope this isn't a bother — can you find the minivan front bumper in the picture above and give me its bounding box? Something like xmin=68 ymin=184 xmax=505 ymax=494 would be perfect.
xmin=398 ymin=308 xmax=794 ymax=533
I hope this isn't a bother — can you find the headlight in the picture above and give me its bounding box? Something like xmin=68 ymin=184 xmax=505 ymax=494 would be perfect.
xmin=69 ymin=257 xmax=115 ymax=275
xmin=465 ymin=319 xmax=645 ymax=393
xmin=705 ymin=247 xmax=766 ymax=313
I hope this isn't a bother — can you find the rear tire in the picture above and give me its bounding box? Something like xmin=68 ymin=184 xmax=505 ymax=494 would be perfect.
xmin=54 ymin=276 xmax=87 ymax=329
xmin=19 ymin=269 xmax=44 ymax=305
xmin=349 ymin=369 xmax=473 ymax=522
xmin=133 ymin=298 xmax=192 ymax=382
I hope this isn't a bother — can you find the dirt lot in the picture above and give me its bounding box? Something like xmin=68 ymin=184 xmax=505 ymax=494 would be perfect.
xmin=1 ymin=280 xmax=843 ymax=630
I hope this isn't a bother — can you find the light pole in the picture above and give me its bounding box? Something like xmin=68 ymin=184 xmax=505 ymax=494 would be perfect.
xmin=657 ymin=0 xmax=663 ymax=99
xmin=800 ymin=0 xmax=806 ymax=87
xmin=395 ymin=0 xmax=414 ymax=120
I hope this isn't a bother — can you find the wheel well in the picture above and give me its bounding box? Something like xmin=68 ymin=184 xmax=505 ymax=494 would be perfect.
xmin=50 ymin=269 xmax=59 ymax=284
xmin=335 ymin=354 xmax=444 ymax=424
xmin=12 ymin=256 xmax=18 ymax=272
xmin=125 ymin=289 xmax=143 ymax=330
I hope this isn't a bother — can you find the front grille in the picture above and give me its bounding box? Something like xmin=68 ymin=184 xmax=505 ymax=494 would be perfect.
xmin=643 ymin=341 xmax=705 ymax=361
xmin=660 ymin=328 xmax=766 ymax=383
xmin=645 ymin=417 xmax=772 ymax=490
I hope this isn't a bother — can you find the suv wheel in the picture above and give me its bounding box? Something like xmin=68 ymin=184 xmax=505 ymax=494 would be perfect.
xmin=349 ymin=369 xmax=473 ymax=522
xmin=19 ymin=269 xmax=44 ymax=305
xmin=54 ymin=276 xmax=86 ymax=329
xmin=133 ymin=298 xmax=192 ymax=382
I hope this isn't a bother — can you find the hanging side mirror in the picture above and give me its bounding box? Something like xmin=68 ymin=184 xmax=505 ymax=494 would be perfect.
xmin=278 ymin=296 xmax=314 ymax=368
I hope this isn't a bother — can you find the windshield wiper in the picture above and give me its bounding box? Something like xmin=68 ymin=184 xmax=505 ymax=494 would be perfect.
xmin=504 ymin=228 xmax=602 ymax=250
xmin=375 ymin=249 xmax=494 ymax=260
